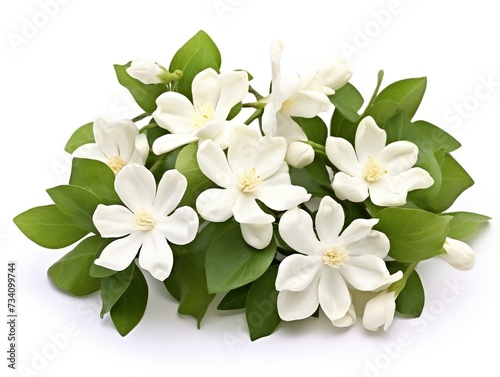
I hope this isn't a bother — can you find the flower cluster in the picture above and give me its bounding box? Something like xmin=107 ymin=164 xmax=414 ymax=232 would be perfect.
xmin=14 ymin=31 xmax=489 ymax=339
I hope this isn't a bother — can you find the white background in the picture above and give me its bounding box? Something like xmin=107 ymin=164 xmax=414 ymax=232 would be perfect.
xmin=1 ymin=0 xmax=499 ymax=376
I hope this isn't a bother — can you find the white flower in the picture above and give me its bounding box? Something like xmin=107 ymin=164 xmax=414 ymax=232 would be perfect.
xmin=441 ymin=237 xmax=475 ymax=271
xmin=285 ymin=141 xmax=315 ymax=169
xmin=93 ymin=164 xmax=199 ymax=281
xmin=262 ymin=41 xmax=331 ymax=168
xmin=73 ymin=117 xmax=149 ymax=174
xmin=195 ymin=124 xmax=311 ymax=249
xmin=152 ymin=68 xmax=249 ymax=154
xmin=317 ymin=59 xmax=352 ymax=93
xmin=276 ymin=196 xmax=401 ymax=324
xmin=126 ymin=59 xmax=166 ymax=84
xmin=326 ymin=116 xmax=434 ymax=206
xmin=363 ymin=289 xmax=397 ymax=331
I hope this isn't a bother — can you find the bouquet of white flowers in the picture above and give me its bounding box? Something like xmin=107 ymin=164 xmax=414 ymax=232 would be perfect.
xmin=14 ymin=30 xmax=489 ymax=339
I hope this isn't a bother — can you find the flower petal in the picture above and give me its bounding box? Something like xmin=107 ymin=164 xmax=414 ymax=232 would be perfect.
xmin=331 ymin=303 xmax=356 ymax=327
xmin=196 ymin=188 xmax=237 ymax=222
xmin=240 ymin=222 xmax=273 ymax=250
xmin=114 ymin=164 xmax=156 ymax=213
xmin=319 ymin=268 xmax=352 ymax=321
xmin=197 ymin=140 xmax=235 ymax=187
xmin=345 ymin=230 xmax=390 ymax=258
xmin=363 ymin=290 xmax=396 ymax=331
xmin=277 ymin=275 xmax=320 ymax=321
xmin=156 ymin=206 xmax=199 ymax=245
xmin=138 ymin=232 xmax=173 ymax=281
xmin=378 ymin=141 xmax=418 ymax=174
xmin=195 ymin=120 xmax=225 ymax=140
xmin=214 ymin=70 xmax=249 ymax=119
xmin=275 ymin=254 xmax=321 ymax=292
xmin=315 ymin=196 xmax=344 ymax=245
xmin=279 ymin=207 xmax=322 ymax=256
xmin=338 ymin=218 xmax=380 ymax=249
xmin=254 ymin=184 xmax=311 ymax=211
xmin=93 ymin=204 xmax=136 ymax=237
xmin=129 ymin=133 xmax=149 ymax=165
xmin=441 ymin=237 xmax=475 ymax=271
xmin=153 ymin=169 xmax=187 ymax=216
xmin=94 ymin=233 xmax=143 ymax=272
xmin=355 ymin=117 xmax=386 ymax=163
xmin=326 ymin=136 xmax=361 ymax=176
xmin=152 ymin=133 xmax=198 ymax=155
xmin=341 ymin=255 xmax=394 ymax=291
xmin=154 ymin=92 xmax=196 ymax=134
xmin=332 ymin=172 xmax=369 ymax=202
xmin=192 ymin=68 xmax=221 ymax=109
xmin=73 ymin=143 xmax=107 ymax=162
xmin=233 ymin=194 xmax=274 ymax=224
xmin=251 ymin=137 xmax=287 ymax=179
xmin=396 ymin=167 xmax=435 ymax=191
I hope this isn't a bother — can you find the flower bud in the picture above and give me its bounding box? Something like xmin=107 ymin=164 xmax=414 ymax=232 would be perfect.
xmin=362 ymin=290 xmax=396 ymax=331
xmin=441 ymin=237 xmax=475 ymax=271
xmin=285 ymin=141 xmax=315 ymax=168
xmin=317 ymin=59 xmax=352 ymax=91
xmin=126 ymin=59 xmax=165 ymax=84
xmin=332 ymin=303 xmax=356 ymax=327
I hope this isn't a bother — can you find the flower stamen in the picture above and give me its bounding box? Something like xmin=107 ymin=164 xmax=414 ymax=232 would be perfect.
xmin=135 ymin=209 xmax=155 ymax=231
xmin=238 ymin=167 xmax=262 ymax=193
xmin=192 ymin=103 xmax=215 ymax=128
xmin=107 ymin=155 xmax=127 ymax=174
xmin=363 ymin=156 xmax=387 ymax=182
xmin=323 ymin=246 xmax=349 ymax=268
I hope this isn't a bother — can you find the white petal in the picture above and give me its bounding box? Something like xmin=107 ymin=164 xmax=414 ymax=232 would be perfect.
xmin=196 ymin=188 xmax=237 ymax=222
xmin=338 ymin=218 xmax=380 ymax=249
xmin=114 ymin=164 xmax=156 ymax=213
xmin=274 ymin=113 xmax=308 ymax=142
xmin=152 ymin=133 xmax=198 ymax=155
xmin=319 ymin=269 xmax=352 ymax=321
xmin=233 ymin=194 xmax=274 ymax=224
xmin=73 ymin=144 xmax=107 ymax=162
xmin=317 ymin=59 xmax=352 ymax=91
xmin=332 ymin=172 xmax=369 ymax=202
xmin=214 ymin=70 xmax=249 ymax=118
xmin=326 ymin=136 xmax=361 ymax=176
xmin=285 ymin=141 xmax=314 ymax=168
xmin=129 ymin=133 xmax=149 ymax=165
xmin=331 ymin=303 xmax=356 ymax=327
xmin=363 ymin=290 xmax=396 ymax=331
xmin=94 ymin=233 xmax=143 ymax=272
xmin=197 ymin=140 xmax=235 ymax=187
xmin=126 ymin=59 xmax=164 ymax=84
xmin=284 ymin=90 xmax=331 ymax=118
xmin=270 ymin=40 xmax=284 ymax=88
xmin=195 ymin=120 xmax=225 ymax=140
xmin=192 ymin=68 xmax=221 ymax=109
xmin=154 ymin=92 xmax=196 ymax=134
xmin=138 ymin=232 xmax=173 ymax=281
xmin=341 ymin=255 xmax=393 ymax=291
xmin=259 ymin=162 xmax=291 ymax=187
xmin=93 ymin=204 xmax=136 ymax=237
xmin=251 ymin=136 xmax=288 ymax=179
xmin=279 ymin=207 xmax=322 ymax=256
xmin=277 ymin=275 xmax=320 ymax=321
xmin=275 ymin=254 xmax=321 ymax=292
xmin=315 ymin=196 xmax=344 ymax=245
xmin=107 ymin=120 xmax=140 ymax=161
xmin=355 ymin=117 xmax=386 ymax=163
xmin=227 ymin=125 xmax=262 ymax=171
xmin=240 ymin=222 xmax=273 ymax=250
xmin=254 ymin=185 xmax=311 ymax=211
xmin=368 ymin=175 xmax=407 ymax=207
xmin=153 ymin=169 xmax=187 ymax=216
xmin=441 ymin=237 xmax=475 ymax=271
xmin=396 ymin=167 xmax=435 ymax=191
xmin=156 ymin=207 xmax=199 ymax=245
xmin=378 ymin=141 xmax=418 ymax=174
xmin=345 ymin=230 xmax=390 ymax=258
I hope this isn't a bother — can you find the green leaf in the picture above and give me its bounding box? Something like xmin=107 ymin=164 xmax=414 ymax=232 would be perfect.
xmin=387 ymin=262 xmax=424 ymax=317
xmin=64 ymin=122 xmax=94 ymax=153
xmin=100 ymin=263 xmax=135 ymax=318
xmin=175 ymin=143 xmax=216 ymax=207
xmin=364 ymin=100 xmax=401 ymax=127
xmin=169 ymin=30 xmax=222 ymax=100
xmin=206 ymin=221 xmax=277 ymax=293
xmin=329 ymin=82 xmax=364 ymax=122
xmin=290 ymin=155 xmax=333 ymax=197
xmin=110 ymin=264 xmax=148 ymax=336
xmin=294 ymin=116 xmax=328 ymax=144
xmin=413 ymin=120 xmax=461 ymax=153
xmin=246 ymin=265 xmax=281 ymax=341
xmin=375 ymin=208 xmax=452 ymax=262
xmin=13 ymin=205 xmax=88 ymax=249
xmin=114 ymin=62 xmax=167 ymax=113
xmin=217 ymin=284 xmax=252 ymax=311
xmin=374 ymin=77 xmax=427 ymax=119
xmin=444 ymin=211 xmax=491 ymax=240
xmin=47 ymin=236 xmax=111 ymax=296
xmin=70 ymin=158 xmax=121 ymax=205
xmin=46 ymin=185 xmax=102 ymax=234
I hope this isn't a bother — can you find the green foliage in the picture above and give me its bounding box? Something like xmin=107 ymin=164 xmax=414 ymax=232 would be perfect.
xmin=445 ymin=212 xmax=491 ymax=240
xmin=387 ymin=262 xmax=425 ymax=317
xmin=64 ymin=122 xmax=94 ymax=153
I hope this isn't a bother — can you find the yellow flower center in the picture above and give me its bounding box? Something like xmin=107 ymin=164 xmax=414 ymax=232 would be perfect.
xmin=192 ymin=103 xmax=215 ymax=128
xmin=280 ymin=98 xmax=295 ymax=114
xmin=363 ymin=156 xmax=387 ymax=182
xmin=323 ymin=246 xmax=349 ymax=268
xmin=238 ymin=167 xmax=262 ymax=193
xmin=107 ymin=155 xmax=127 ymax=174
xmin=135 ymin=209 xmax=155 ymax=231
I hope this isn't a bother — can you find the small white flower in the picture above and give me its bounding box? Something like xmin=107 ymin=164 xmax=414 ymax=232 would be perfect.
xmin=285 ymin=141 xmax=315 ymax=169
xmin=73 ymin=117 xmax=149 ymax=174
xmin=262 ymin=41 xmax=331 ymax=168
xmin=326 ymin=116 xmax=434 ymax=206
xmin=126 ymin=59 xmax=166 ymax=84
xmin=196 ymin=124 xmax=311 ymax=249
xmin=276 ymin=196 xmax=402 ymax=324
xmin=317 ymin=59 xmax=352 ymax=94
xmin=363 ymin=289 xmax=397 ymax=331
xmin=441 ymin=237 xmax=475 ymax=271
xmin=152 ymin=68 xmax=249 ymax=154
xmin=93 ymin=164 xmax=199 ymax=281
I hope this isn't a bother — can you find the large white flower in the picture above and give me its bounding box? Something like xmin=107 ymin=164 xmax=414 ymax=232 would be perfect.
xmin=326 ymin=116 xmax=434 ymax=206
xmin=152 ymin=68 xmax=249 ymax=154
xmin=73 ymin=117 xmax=149 ymax=174
xmin=93 ymin=164 xmax=199 ymax=281
xmin=276 ymin=196 xmax=402 ymax=324
xmin=363 ymin=289 xmax=397 ymax=331
xmin=196 ymin=124 xmax=311 ymax=249
xmin=441 ymin=237 xmax=475 ymax=271
xmin=262 ymin=41 xmax=332 ymax=168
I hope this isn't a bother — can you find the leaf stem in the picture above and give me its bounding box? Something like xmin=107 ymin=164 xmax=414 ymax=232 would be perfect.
xmin=364 ymin=70 xmax=385 ymax=112
xmin=244 ymin=108 xmax=264 ymax=125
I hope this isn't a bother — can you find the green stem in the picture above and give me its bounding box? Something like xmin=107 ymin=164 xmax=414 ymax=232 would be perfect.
xmin=363 ymin=70 xmax=385 ymax=114
xmin=133 ymin=113 xmax=151 ymax=123
xmin=244 ymin=108 xmax=264 ymax=125
xmin=390 ymin=261 xmax=418 ymax=296
xmin=149 ymin=153 xmax=167 ymax=174
xmin=249 ymin=85 xmax=264 ymax=101
xmin=243 ymin=102 xmax=266 ymax=109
